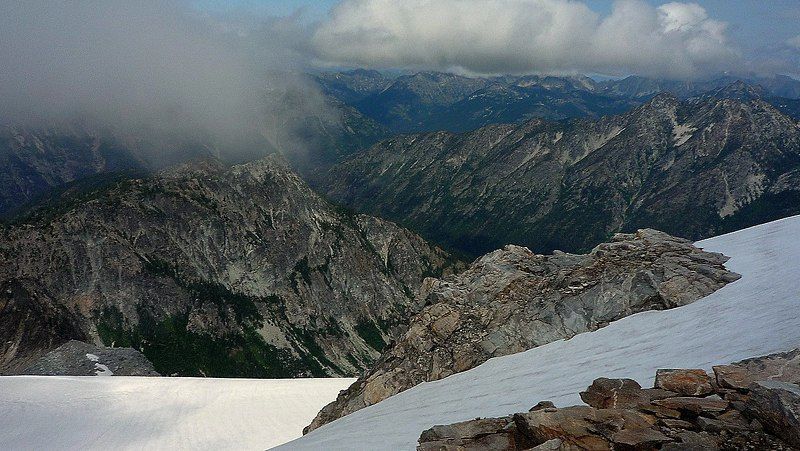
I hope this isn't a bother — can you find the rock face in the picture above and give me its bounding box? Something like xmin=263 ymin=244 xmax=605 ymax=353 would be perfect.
xmin=305 ymin=229 xmax=739 ymax=432
xmin=16 ymin=340 xmax=159 ymax=376
xmin=326 ymin=89 xmax=800 ymax=257
xmin=0 ymin=126 xmax=145 ymax=219
xmin=0 ymin=155 xmax=453 ymax=378
xmin=417 ymin=349 xmax=800 ymax=450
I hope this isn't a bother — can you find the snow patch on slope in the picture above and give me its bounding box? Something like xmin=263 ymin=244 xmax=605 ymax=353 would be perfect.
xmin=281 ymin=215 xmax=800 ymax=451
xmin=85 ymin=353 xmax=113 ymax=376
xmin=0 ymin=377 xmax=355 ymax=450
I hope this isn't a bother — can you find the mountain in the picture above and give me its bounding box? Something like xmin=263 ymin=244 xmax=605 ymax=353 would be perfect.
xmin=423 ymin=78 xmax=638 ymax=132
xmin=325 ymin=89 xmax=800 ymax=257
xmin=0 ymin=126 xmax=145 ymax=219
xmin=599 ymin=74 xmax=800 ymax=100
xmin=282 ymin=215 xmax=800 ymax=450
xmin=313 ymin=69 xmax=394 ymax=104
xmin=315 ymin=71 xmax=800 ymax=134
xmin=353 ymin=72 xmax=492 ymax=132
xmin=0 ymin=155 xmax=454 ymax=377
xmin=306 ymin=229 xmax=739 ymax=432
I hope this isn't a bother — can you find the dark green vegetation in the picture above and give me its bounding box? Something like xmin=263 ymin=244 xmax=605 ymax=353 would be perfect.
xmin=354 ymin=320 xmax=387 ymax=352
xmin=96 ymin=306 xmax=312 ymax=378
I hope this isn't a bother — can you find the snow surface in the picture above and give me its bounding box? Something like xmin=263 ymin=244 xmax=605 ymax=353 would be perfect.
xmin=0 ymin=376 xmax=354 ymax=450
xmin=85 ymin=353 xmax=113 ymax=376
xmin=279 ymin=215 xmax=800 ymax=451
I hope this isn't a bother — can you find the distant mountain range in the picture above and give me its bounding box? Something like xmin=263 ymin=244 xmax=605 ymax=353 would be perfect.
xmin=325 ymin=84 xmax=800 ymax=257
xmin=313 ymin=70 xmax=800 ymax=134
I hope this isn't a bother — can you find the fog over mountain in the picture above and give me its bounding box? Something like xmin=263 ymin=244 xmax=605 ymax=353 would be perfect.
xmin=0 ymin=0 xmax=330 ymax=160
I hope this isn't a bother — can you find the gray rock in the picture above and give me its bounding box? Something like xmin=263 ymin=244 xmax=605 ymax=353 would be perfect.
xmin=714 ymin=348 xmax=800 ymax=391
xmin=18 ymin=340 xmax=159 ymax=376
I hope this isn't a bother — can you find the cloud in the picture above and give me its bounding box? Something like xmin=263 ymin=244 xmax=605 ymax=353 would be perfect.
xmin=788 ymin=35 xmax=800 ymax=50
xmin=0 ymin=0 xmax=329 ymax=161
xmin=311 ymin=0 xmax=738 ymax=78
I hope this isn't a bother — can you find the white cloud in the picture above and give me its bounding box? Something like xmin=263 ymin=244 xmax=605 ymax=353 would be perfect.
xmin=0 ymin=0 xmax=329 ymax=158
xmin=788 ymin=35 xmax=800 ymax=50
xmin=311 ymin=0 xmax=739 ymax=78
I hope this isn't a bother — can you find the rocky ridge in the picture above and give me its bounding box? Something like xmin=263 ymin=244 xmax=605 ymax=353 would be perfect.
xmin=416 ymin=349 xmax=800 ymax=450
xmin=305 ymin=229 xmax=740 ymax=432
xmin=0 ymin=155 xmax=454 ymax=377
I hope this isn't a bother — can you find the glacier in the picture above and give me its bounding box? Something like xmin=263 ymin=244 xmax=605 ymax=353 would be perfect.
xmin=0 ymin=376 xmax=354 ymax=450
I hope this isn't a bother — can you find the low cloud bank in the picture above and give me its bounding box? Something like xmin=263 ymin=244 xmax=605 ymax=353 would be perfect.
xmin=0 ymin=0 xmax=328 ymax=161
xmin=311 ymin=0 xmax=738 ymax=78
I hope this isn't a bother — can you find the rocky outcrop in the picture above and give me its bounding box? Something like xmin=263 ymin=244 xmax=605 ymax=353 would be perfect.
xmin=15 ymin=340 xmax=159 ymax=376
xmin=326 ymin=90 xmax=800 ymax=257
xmin=417 ymin=349 xmax=800 ymax=450
xmin=0 ymin=155 xmax=453 ymax=378
xmin=305 ymin=230 xmax=740 ymax=432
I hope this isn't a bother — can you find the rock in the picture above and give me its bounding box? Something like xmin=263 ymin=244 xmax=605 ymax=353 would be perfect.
xmin=714 ymin=348 xmax=800 ymax=390
xmin=17 ymin=340 xmax=159 ymax=376
xmin=653 ymin=396 xmax=729 ymax=415
xmin=696 ymin=416 xmax=750 ymax=433
xmin=655 ymin=369 xmax=714 ymax=396
xmin=308 ymin=229 xmax=739 ymax=431
xmin=514 ymin=406 xmax=656 ymax=450
xmin=530 ymin=401 xmax=556 ymax=412
xmin=413 ymin=352 xmax=800 ymax=451
xmin=745 ymin=380 xmax=800 ymax=447
xmin=641 ymin=388 xmax=678 ymax=401
xmin=638 ymin=403 xmax=682 ymax=419
xmin=580 ymin=378 xmax=646 ymax=409
xmin=663 ymin=431 xmax=720 ymax=450
xmin=529 ymin=438 xmax=563 ymax=450
xmin=417 ymin=417 xmax=525 ymax=451
xmin=611 ymin=427 xmax=672 ymax=449
xmin=658 ymin=418 xmax=696 ymax=430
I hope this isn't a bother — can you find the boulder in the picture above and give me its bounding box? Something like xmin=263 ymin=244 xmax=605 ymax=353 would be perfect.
xmin=611 ymin=427 xmax=672 ymax=449
xmin=714 ymin=348 xmax=800 ymax=391
xmin=417 ymin=417 xmax=524 ymax=451
xmin=653 ymin=396 xmax=729 ymax=415
xmin=513 ymin=406 xmax=655 ymax=450
xmin=530 ymin=401 xmax=556 ymax=412
xmin=654 ymin=369 xmax=713 ymax=396
xmin=580 ymin=378 xmax=646 ymax=409
xmin=745 ymin=380 xmax=800 ymax=447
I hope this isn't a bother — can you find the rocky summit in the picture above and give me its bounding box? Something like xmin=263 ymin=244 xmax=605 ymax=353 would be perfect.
xmin=326 ymin=88 xmax=800 ymax=257
xmin=0 ymin=155 xmax=454 ymax=378
xmin=305 ymin=229 xmax=740 ymax=432
xmin=15 ymin=340 xmax=159 ymax=376
xmin=417 ymin=349 xmax=800 ymax=450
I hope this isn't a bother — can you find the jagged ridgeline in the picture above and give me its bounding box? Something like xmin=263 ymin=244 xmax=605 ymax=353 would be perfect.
xmin=0 ymin=155 xmax=455 ymax=377
xmin=325 ymin=88 xmax=800 ymax=257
